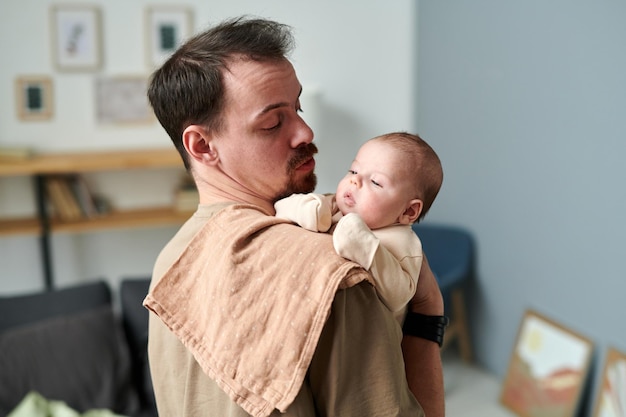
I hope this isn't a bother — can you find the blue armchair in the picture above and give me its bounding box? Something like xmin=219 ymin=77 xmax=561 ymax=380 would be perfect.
xmin=412 ymin=223 xmax=475 ymax=362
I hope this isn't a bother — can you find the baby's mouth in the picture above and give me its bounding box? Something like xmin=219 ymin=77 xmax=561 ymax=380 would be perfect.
xmin=342 ymin=192 xmax=355 ymax=207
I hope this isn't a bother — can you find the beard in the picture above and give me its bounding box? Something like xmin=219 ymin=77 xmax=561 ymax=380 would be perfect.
xmin=275 ymin=142 xmax=318 ymax=201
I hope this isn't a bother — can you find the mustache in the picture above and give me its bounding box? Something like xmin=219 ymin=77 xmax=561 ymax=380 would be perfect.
xmin=288 ymin=143 xmax=318 ymax=171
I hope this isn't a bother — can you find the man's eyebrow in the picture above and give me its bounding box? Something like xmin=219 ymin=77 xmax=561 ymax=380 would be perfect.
xmin=259 ymin=102 xmax=289 ymax=115
xmin=258 ymin=86 xmax=303 ymax=116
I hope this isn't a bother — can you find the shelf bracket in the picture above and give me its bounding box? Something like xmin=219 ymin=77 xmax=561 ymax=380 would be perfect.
xmin=34 ymin=175 xmax=54 ymax=290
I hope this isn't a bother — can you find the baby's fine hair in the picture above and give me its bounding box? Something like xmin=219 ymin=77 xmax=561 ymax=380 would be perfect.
xmin=371 ymin=132 xmax=443 ymax=222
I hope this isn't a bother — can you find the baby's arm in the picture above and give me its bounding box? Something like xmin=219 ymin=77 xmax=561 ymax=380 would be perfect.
xmin=333 ymin=213 xmax=422 ymax=313
xmin=274 ymin=193 xmax=335 ymax=232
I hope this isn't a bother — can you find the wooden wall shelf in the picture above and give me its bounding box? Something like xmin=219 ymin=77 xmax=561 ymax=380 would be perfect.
xmin=0 ymin=217 xmax=41 ymax=236
xmin=0 ymin=148 xmax=183 ymax=177
xmin=50 ymin=207 xmax=192 ymax=234
xmin=0 ymin=148 xmax=191 ymax=288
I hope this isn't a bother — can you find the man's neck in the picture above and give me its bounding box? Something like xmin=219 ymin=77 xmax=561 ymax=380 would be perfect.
xmin=194 ymin=171 xmax=275 ymax=215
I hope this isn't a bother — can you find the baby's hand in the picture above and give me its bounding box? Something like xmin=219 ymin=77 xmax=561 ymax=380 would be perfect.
xmin=333 ymin=213 xmax=379 ymax=269
xmin=274 ymin=194 xmax=332 ymax=232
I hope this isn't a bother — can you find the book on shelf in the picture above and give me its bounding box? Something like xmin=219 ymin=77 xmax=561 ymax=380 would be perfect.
xmin=44 ymin=175 xmax=99 ymax=221
xmin=68 ymin=174 xmax=99 ymax=218
xmin=174 ymin=188 xmax=199 ymax=212
xmin=174 ymin=174 xmax=199 ymax=212
xmin=0 ymin=146 xmax=33 ymax=162
xmin=45 ymin=176 xmax=80 ymax=221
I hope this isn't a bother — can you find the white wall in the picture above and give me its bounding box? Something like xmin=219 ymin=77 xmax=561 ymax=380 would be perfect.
xmin=0 ymin=0 xmax=416 ymax=294
xmin=417 ymin=1 xmax=626 ymax=412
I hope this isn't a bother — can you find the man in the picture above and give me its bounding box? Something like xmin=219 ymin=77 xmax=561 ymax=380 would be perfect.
xmin=144 ymin=17 xmax=445 ymax=417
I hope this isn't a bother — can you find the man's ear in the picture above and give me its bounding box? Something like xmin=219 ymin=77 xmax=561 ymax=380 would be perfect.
xmin=182 ymin=125 xmax=219 ymax=165
xmin=398 ymin=199 xmax=423 ymax=225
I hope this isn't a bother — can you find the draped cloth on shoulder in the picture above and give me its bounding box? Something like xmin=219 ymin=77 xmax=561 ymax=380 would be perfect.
xmin=143 ymin=203 xmax=370 ymax=417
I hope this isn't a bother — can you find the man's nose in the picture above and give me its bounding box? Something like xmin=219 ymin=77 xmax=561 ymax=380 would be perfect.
xmin=292 ymin=115 xmax=314 ymax=147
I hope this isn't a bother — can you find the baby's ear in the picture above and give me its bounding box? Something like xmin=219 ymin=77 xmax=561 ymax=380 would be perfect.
xmin=399 ymin=199 xmax=423 ymax=225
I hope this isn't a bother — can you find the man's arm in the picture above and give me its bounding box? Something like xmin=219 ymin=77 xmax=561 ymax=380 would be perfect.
xmin=402 ymin=256 xmax=445 ymax=417
xmin=308 ymin=282 xmax=424 ymax=416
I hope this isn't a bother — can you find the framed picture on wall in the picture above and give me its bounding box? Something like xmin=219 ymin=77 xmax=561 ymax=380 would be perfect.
xmin=15 ymin=76 xmax=54 ymax=121
xmin=501 ymin=309 xmax=593 ymax=417
xmin=592 ymin=346 xmax=626 ymax=417
xmin=145 ymin=6 xmax=193 ymax=68
xmin=50 ymin=5 xmax=102 ymax=71
xmin=94 ymin=76 xmax=154 ymax=124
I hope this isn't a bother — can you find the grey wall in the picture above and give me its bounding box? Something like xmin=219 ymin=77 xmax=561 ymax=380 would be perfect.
xmin=417 ymin=0 xmax=626 ymax=411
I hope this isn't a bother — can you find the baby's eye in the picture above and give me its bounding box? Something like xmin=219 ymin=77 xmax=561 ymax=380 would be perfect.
xmin=371 ymin=180 xmax=382 ymax=187
xmin=348 ymin=169 xmax=357 ymax=175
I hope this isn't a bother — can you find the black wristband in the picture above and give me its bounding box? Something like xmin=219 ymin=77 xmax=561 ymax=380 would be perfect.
xmin=402 ymin=312 xmax=449 ymax=347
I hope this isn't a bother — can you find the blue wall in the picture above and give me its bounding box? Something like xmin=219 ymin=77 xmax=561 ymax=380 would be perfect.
xmin=417 ymin=0 xmax=626 ymax=410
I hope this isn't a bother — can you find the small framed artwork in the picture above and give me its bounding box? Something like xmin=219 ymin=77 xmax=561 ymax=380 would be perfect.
xmin=95 ymin=76 xmax=154 ymax=124
xmin=593 ymin=347 xmax=626 ymax=417
xmin=501 ymin=309 xmax=593 ymax=417
xmin=50 ymin=5 xmax=102 ymax=71
xmin=146 ymin=6 xmax=193 ymax=68
xmin=15 ymin=76 xmax=54 ymax=121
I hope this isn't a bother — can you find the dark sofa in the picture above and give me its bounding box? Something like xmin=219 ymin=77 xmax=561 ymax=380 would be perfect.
xmin=0 ymin=279 xmax=156 ymax=417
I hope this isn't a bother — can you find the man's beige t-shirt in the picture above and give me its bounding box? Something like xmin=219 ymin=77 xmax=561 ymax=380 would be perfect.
xmin=147 ymin=204 xmax=424 ymax=417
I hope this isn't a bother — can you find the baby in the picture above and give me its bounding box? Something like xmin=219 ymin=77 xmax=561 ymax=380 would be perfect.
xmin=275 ymin=132 xmax=443 ymax=321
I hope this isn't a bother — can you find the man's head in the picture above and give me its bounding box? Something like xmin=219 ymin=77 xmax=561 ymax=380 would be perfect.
xmin=148 ymin=17 xmax=317 ymax=206
xmin=148 ymin=17 xmax=296 ymax=169
xmin=335 ymin=132 xmax=443 ymax=228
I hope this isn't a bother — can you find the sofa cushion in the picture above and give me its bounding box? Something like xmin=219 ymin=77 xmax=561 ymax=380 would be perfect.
xmin=120 ymin=278 xmax=156 ymax=412
xmin=0 ymin=306 xmax=139 ymax=416
xmin=0 ymin=281 xmax=111 ymax=333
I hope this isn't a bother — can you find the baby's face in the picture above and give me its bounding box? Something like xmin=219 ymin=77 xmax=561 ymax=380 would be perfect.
xmin=335 ymin=140 xmax=416 ymax=230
